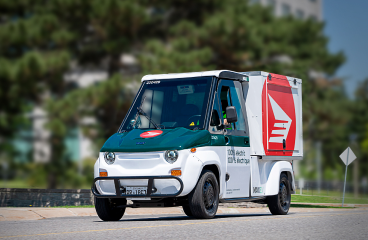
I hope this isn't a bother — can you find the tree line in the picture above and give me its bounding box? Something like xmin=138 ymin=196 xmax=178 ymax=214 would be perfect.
xmin=0 ymin=0 xmax=366 ymax=188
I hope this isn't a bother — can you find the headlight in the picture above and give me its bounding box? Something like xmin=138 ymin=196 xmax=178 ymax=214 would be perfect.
xmin=164 ymin=150 xmax=179 ymax=164
xmin=104 ymin=152 xmax=115 ymax=165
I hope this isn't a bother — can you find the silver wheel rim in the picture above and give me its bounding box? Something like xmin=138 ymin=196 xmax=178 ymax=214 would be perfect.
xmin=203 ymin=178 xmax=217 ymax=214
xmin=279 ymin=180 xmax=290 ymax=211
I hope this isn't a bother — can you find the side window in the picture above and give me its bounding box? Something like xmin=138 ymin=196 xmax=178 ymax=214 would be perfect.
xmin=230 ymin=82 xmax=246 ymax=132
xmin=220 ymin=86 xmax=235 ymax=131
xmin=209 ymin=94 xmax=222 ymax=133
xmin=216 ymin=80 xmax=248 ymax=136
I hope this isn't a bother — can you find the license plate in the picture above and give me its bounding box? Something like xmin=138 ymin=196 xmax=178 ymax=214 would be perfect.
xmin=126 ymin=187 xmax=147 ymax=195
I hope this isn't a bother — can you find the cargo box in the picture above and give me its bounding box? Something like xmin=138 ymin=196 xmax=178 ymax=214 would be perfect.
xmin=244 ymin=71 xmax=303 ymax=159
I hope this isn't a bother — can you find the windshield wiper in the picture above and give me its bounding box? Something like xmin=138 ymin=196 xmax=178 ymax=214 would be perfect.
xmin=133 ymin=96 xmax=160 ymax=129
xmin=137 ymin=106 xmax=160 ymax=129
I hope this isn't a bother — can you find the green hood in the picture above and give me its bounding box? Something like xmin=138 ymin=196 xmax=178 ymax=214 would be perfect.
xmin=100 ymin=128 xmax=211 ymax=153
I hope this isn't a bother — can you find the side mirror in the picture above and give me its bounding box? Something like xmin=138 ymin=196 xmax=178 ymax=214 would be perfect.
xmin=210 ymin=110 xmax=221 ymax=126
xmin=226 ymin=106 xmax=237 ymax=123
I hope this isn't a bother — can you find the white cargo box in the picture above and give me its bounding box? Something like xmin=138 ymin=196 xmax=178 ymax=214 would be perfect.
xmin=244 ymin=71 xmax=303 ymax=160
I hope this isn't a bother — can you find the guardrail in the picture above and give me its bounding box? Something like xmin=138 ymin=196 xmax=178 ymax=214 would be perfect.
xmin=1 ymin=180 xmax=367 ymax=207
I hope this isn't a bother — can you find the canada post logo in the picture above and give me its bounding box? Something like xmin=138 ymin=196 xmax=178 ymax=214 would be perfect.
xmin=268 ymin=94 xmax=292 ymax=143
xmin=140 ymin=130 xmax=163 ymax=138
xmin=262 ymin=74 xmax=296 ymax=155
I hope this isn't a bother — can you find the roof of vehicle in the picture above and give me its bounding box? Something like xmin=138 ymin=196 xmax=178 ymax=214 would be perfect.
xmin=141 ymin=70 xmax=301 ymax=83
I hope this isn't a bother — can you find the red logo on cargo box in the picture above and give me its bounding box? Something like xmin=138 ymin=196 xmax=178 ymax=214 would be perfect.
xmin=140 ymin=130 xmax=163 ymax=138
xmin=262 ymin=74 xmax=296 ymax=156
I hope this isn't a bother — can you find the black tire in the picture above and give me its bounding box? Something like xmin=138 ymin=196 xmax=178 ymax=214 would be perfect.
xmin=182 ymin=205 xmax=193 ymax=217
xmin=267 ymin=173 xmax=291 ymax=215
xmin=188 ymin=170 xmax=219 ymax=219
xmin=95 ymin=198 xmax=126 ymax=221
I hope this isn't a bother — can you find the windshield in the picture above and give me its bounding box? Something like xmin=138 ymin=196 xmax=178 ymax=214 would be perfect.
xmin=120 ymin=77 xmax=213 ymax=131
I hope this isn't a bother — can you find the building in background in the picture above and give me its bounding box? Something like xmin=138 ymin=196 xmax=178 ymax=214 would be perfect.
xmin=252 ymin=0 xmax=322 ymax=21
xmin=19 ymin=56 xmax=139 ymax=163
xmin=29 ymin=69 xmax=112 ymax=163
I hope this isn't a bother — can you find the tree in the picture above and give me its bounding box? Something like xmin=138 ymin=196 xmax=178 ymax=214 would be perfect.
xmin=139 ymin=0 xmax=348 ymax=179
xmin=0 ymin=0 xmax=71 ymax=173
xmin=59 ymin=1 xmax=348 ymax=180
xmin=353 ymin=79 xmax=368 ymax=180
xmin=0 ymin=0 xmax=220 ymax=187
xmin=1 ymin=0 xmax=349 ymax=187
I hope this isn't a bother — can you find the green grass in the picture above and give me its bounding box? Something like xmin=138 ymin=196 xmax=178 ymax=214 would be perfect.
xmin=292 ymin=194 xmax=368 ymax=204
xmin=294 ymin=189 xmax=368 ymax=199
xmin=290 ymin=203 xmax=353 ymax=209
xmin=0 ymin=179 xmax=91 ymax=189
xmin=0 ymin=179 xmax=44 ymax=189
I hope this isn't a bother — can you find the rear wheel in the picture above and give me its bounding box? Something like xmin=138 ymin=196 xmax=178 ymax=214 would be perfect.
xmin=267 ymin=173 xmax=291 ymax=215
xmin=95 ymin=198 xmax=126 ymax=221
xmin=188 ymin=170 xmax=219 ymax=219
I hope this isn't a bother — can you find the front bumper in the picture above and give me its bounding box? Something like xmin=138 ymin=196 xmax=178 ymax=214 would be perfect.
xmin=92 ymin=176 xmax=184 ymax=198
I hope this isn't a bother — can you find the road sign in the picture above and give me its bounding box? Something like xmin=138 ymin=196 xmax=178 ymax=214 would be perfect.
xmin=340 ymin=147 xmax=357 ymax=207
xmin=339 ymin=147 xmax=356 ymax=166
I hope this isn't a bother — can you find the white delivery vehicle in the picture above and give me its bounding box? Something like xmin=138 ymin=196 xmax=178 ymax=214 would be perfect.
xmin=92 ymin=70 xmax=303 ymax=221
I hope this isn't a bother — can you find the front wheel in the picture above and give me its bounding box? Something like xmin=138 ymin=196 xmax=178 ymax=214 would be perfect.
xmin=182 ymin=205 xmax=193 ymax=217
xmin=188 ymin=170 xmax=219 ymax=219
xmin=95 ymin=198 xmax=126 ymax=221
xmin=267 ymin=173 xmax=291 ymax=215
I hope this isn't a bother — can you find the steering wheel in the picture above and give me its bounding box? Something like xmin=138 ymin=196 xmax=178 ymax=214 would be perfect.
xmin=186 ymin=115 xmax=201 ymax=127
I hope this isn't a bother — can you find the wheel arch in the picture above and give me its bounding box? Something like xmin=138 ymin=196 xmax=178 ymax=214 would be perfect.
xmin=264 ymin=161 xmax=294 ymax=196
xmin=202 ymin=164 xmax=220 ymax=186
xmin=283 ymin=170 xmax=295 ymax=194
xmin=193 ymin=148 xmax=223 ymax=197
xmin=201 ymin=164 xmax=221 ymax=196
xmin=94 ymin=158 xmax=100 ymax=179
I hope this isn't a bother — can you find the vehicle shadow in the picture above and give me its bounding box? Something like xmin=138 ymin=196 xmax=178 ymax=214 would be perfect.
xmin=93 ymin=213 xmax=278 ymax=223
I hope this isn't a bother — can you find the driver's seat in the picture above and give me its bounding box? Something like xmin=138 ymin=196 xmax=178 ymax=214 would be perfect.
xmin=177 ymin=104 xmax=200 ymax=126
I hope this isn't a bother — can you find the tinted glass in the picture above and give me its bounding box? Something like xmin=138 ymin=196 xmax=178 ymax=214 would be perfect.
xmin=209 ymin=94 xmax=222 ymax=133
xmin=216 ymin=79 xmax=248 ymax=136
xmin=121 ymin=77 xmax=212 ymax=130
xmin=230 ymin=83 xmax=246 ymax=131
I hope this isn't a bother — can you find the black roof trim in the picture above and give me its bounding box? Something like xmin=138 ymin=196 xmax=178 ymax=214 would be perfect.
xmin=218 ymin=71 xmax=247 ymax=81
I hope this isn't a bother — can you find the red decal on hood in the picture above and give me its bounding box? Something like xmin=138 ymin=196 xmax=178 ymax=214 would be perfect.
xmin=140 ymin=130 xmax=163 ymax=138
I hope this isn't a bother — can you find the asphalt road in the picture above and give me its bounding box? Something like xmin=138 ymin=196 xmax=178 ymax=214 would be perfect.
xmin=0 ymin=209 xmax=367 ymax=239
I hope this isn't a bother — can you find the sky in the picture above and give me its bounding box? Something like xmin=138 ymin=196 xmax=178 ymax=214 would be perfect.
xmin=323 ymin=0 xmax=368 ymax=98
